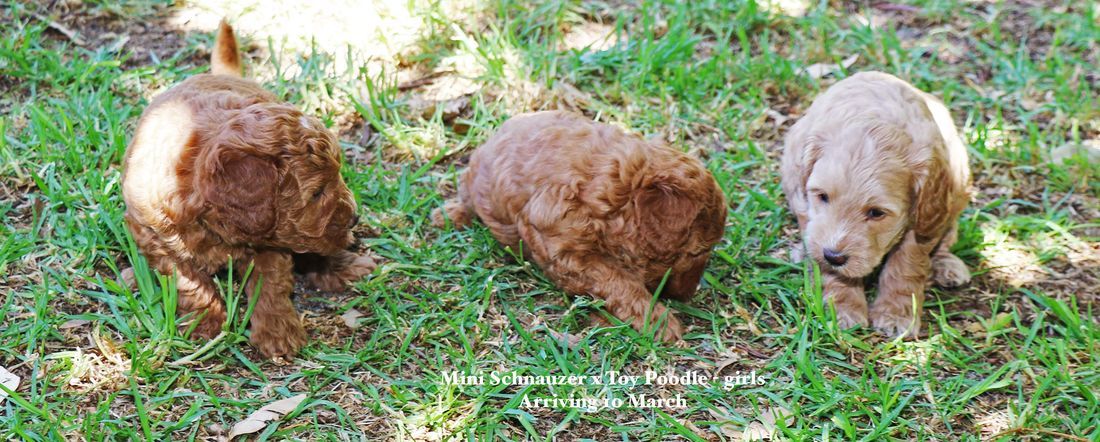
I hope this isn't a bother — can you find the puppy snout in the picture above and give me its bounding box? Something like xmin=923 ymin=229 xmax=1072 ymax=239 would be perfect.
xmin=823 ymin=248 xmax=848 ymax=266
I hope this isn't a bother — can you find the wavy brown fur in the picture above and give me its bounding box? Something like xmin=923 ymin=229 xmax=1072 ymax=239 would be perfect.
xmin=433 ymin=111 xmax=727 ymax=342
xmin=122 ymin=23 xmax=374 ymax=359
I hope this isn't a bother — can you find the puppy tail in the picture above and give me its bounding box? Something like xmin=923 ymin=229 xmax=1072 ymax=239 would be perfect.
xmin=210 ymin=19 xmax=242 ymax=77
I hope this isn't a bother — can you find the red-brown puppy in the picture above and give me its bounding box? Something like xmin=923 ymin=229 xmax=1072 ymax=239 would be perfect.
xmin=781 ymin=71 xmax=971 ymax=338
xmin=433 ymin=111 xmax=727 ymax=341
xmin=122 ymin=21 xmax=374 ymax=358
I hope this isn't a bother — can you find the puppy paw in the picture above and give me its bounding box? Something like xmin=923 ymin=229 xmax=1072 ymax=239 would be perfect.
xmin=789 ymin=245 xmax=805 ymax=263
xmin=299 ymin=253 xmax=376 ymax=291
xmin=869 ymin=301 xmax=920 ymax=339
xmin=823 ymin=284 xmax=869 ymax=329
xmin=431 ymin=199 xmax=471 ymax=228
xmin=185 ymin=309 xmax=226 ymax=340
xmin=250 ymin=318 xmax=308 ymax=359
xmin=657 ymin=314 xmax=685 ymax=343
xmin=834 ymin=305 xmax=869 ymax=329
xmin=341 ymin=253 xmax=377 ymax=280
xmin=932 ymin=253 xmax=970 ymax=288
xmin=633 ymin=304 xmax=684 ymax=343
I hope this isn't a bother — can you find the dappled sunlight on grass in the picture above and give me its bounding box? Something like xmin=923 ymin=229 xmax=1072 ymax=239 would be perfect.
xmin=168 ymin=0 xmax=434 ymax=73
xmin=978 ymin=223 xmax=1044 ymax=287
xmin=760 ymin=0 xmax=811 ymax=18
xmin=977 ymin=214 xmax=1099 ymax=290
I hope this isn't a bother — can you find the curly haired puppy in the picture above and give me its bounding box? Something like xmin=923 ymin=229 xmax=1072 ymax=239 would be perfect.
xmin=122 ymin=21 xmax=374 ymax=358
xmin=781 ymin=71 xmax=971 ymax=338
xmin=432 ymin=111 xmax=727 ymax=341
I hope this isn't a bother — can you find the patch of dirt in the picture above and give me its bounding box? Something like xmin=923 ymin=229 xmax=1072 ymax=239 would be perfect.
xmin=23 ymin=1 xmax=207 ymax=70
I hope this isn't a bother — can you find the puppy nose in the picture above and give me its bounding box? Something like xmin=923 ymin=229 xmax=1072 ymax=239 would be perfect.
xmin=823 ymin=248 xmax=848 ymax=266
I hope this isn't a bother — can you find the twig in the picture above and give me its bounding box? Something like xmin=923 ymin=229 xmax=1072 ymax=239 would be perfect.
xmin=32 ymin=13 xmax=86 ymax=46
xmin=396 ymin=69 xmax=455 ymax=91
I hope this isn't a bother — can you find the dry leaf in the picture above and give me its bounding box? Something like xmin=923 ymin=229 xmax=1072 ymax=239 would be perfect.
xmin=59 ymin=319 xmax=91 ymax=329
xmin=228 ymin=394 xmax=307 ymax=439
xmin=340 ymin=309 xmax=364 ymax=329
xmin=713 ymin=353 xmax=742 ymax=377
xmin=734 ymin=305 xmax=763 ymax=336
xmin=0 ymin=365 xmax=20 ymax=404
xmin=547 ymin=328 xmax=583 ymax=348
xmin=799 ymin=54 xmax=859 ymax=79
xmin=741 ymin=421 xmax=772 ymax=441
xmin=1050 ymin=139 xmax=1100 ymax=164
xmin=760 ymin=406 xmax=794 ymax=429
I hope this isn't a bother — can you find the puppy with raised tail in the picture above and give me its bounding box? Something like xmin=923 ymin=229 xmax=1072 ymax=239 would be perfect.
xmin=433 ymin=111 xmax=727 ymax=342
xmin=122 ymin=21 xmax=375 ymax=358
xmin=781 ymin=71 xmax=971 ymax=338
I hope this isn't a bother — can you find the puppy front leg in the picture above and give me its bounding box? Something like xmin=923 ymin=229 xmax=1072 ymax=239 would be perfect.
xmin=870 ymin=231 xmax=935 ymax=338
xmin=173 ymin=265 xmax=227 ymax=339
xmin=294 ymin=251 xmax=376 ymax=292
xmin=239 ymin=251 xmax=306 ymax=359
xmin=431 ymin=198 xmax=474 ymax=228
xmin=557 ymin=261 xmax=683 ymax=342
xmin=822 ymin=271 xmax=869 ymax=329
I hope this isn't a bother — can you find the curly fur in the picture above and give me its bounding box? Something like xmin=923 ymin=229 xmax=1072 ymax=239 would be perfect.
xmin=781 ymin=71 xmax=971 ymax=338
xmin=433 ymin=111 xmax=727 ymax=341
xmin=122 ymin=21 xmax=374 ymax=359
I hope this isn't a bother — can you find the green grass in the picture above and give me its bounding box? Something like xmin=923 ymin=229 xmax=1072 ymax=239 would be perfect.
xmin=1 ymin=0 xmax=1098 ymax=440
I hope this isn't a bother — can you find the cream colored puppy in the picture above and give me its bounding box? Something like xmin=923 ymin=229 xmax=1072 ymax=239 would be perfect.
xmin=781 ymin=71 xmax=971 ymax=337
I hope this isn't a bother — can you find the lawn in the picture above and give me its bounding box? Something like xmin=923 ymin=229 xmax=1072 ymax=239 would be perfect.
xmin=0 ymin=0 xmax=1097 ymax=440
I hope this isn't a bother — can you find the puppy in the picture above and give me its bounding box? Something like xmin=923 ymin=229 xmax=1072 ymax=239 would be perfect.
xmin=432 ymin=111 xmax=727 ymax=341
xmin=122 ymin=21 xmax=374 ymax=358
xmin=781 ymin=71 xmax=971 ymax=338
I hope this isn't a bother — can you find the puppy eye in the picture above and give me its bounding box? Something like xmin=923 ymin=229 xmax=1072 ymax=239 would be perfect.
xmin=817 ymin=193 xmax=829 ymax=203
xmin=866 ymin=208 xmax=886 ymax=220
xmin=311 ymin=187 xmax=325 ymax=201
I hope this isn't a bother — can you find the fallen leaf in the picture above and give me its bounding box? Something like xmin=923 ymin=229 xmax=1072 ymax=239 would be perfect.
xmin=798 ymin=54 xmax=859 ymax=79
xmin=734 ymin=305 xmax=763 ymax=336
xmin=228 ymin=394 xmax=307 ymax=440
xmin=547 ymin=328 xmax=583 ymax=348
xmin=1050 ymin=139 xmax=1100 ymax=164
xmin=741 ymin=421 xmax=772 ymax=441
xmin=59 ymin=319 xmax=91 ymax=329
xmin=713 ymin=353 xmax=742 ymax=377
xmin=340 ymin=309 xmax=364 ymax=329
xmin=0 ymin=365 xmax=20 ymax=404
xmin=120 ymin=267 xmax=137 ymax=289
xmin=760 ymin=406 xmax=794 ymax=429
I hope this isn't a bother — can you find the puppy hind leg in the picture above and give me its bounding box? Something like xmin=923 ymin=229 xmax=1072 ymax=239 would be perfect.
xmin=295 ymin=251 xmax=376 ymax=292
xmin=931 ymin=223 xmax=970 ymax=288
xmin=240 ymin=252 xmax=307 ymax=359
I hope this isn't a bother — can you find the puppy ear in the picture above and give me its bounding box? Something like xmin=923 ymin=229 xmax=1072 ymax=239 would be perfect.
xmin=799 ymin=136 xmax=823 ymax=189
xmin=635 ymin=177 xmax=699 ymax=248
xmin=910 ymin=149 xmax=950 ymax=243
xmin=201 ymin=146 xmax=279 ymax=238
